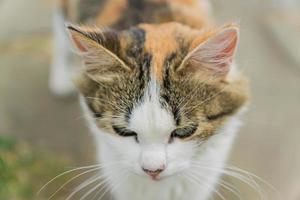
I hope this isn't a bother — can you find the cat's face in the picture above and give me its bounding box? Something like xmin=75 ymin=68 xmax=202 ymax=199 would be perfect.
xmin=69 ymin=22 xmax=248 ymax=180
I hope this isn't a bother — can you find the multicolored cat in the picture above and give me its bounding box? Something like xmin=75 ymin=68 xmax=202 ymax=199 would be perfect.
xmin=49 ymin=0 xmax=249 ymax=199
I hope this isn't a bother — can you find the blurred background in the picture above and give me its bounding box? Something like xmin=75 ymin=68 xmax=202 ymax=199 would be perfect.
xmin=0 ymin=0 xmax=299 ymax=199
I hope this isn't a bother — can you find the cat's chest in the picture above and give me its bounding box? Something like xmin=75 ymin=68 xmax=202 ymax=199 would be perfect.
xmin=115 ymin=176 xmax=198 ymax=200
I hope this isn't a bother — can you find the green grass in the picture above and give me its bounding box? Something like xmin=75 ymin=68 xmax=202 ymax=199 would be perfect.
xmin=0 ymin=136 xmax=74 ymax=200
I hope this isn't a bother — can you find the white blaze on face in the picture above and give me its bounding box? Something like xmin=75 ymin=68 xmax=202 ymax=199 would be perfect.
xmin=129 ymin=81 xmax=176 ymax=141
xmin=128 ymin=81 xmax=176 ymax=171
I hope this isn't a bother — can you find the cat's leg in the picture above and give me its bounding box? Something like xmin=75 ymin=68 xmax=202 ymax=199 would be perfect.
xmin=49 ymin=7 xmax=75 ymax=97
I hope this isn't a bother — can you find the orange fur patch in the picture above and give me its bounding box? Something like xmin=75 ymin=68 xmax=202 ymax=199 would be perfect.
xmin=139 ymin=23 xmax=199 ymax=80
xmin=140 ymin=23 xmax=178 ymax=80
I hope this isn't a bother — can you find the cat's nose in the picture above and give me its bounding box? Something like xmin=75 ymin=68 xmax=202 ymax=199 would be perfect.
xmin=142 ymin=166 xmax=165 ymax=178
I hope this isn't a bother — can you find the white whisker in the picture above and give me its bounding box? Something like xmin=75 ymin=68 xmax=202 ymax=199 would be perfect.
xmin=97 ymin=171 xmax=130 ymax=200
xmin=184 ymin=172 xmax=226 ymax=200
xmin=189 ymin=169 xmax=241 ymax=200
xmin=47 ymin=166 xmax=102 ymax=200
xmin=65 ymin=171 xmax=112 ymax=200
xmin=79 ymin=176 xmax=111 ymax=200
xmin=37 ymin=164 xmax=102 ymax=196
xmin=191 ymin=162 xmax=271 ymax=200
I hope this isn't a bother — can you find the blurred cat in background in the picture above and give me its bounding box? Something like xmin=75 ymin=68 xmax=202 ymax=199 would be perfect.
xmin=49 ymin=0 xmax=249 ymax=199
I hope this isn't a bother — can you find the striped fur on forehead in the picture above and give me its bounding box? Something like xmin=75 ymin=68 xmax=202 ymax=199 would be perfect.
xmin=119 ymin=27 xmax=147 ymax=68
xmin=71 ymin=22 xmax=220 ymax=81
xmin=138 ymin=22 xmax=199 ymax=80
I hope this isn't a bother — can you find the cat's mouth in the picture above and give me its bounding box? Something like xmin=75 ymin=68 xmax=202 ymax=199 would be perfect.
xmin=142 ymin=171 xmax=163 ymax=181
xmin=145 ymin=171 xmax=176 ymax=181
xmin=149 ymin=174 xmax=161 ymax=181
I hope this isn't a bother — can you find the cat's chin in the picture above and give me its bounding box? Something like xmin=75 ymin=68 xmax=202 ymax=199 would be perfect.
xmin=139 ymin=171 xmax=182 ymax=182
xmin=143 ymin=175 xmax=167 ymax=182
xmin=134 ymin=172 xmax=166 ymax=182
xmin=150 ymin=175 xmax=162 ymax=181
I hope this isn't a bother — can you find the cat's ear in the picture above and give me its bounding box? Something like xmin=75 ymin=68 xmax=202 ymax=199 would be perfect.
xmin=177 ymin=25 xmax=239 ymax=79
xmin=67 ymin=24 xmax=131 ymax=82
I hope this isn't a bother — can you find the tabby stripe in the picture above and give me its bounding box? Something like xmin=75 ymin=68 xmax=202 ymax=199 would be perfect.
xmin=112 ymin=125 xmax=137 ymax=137
xmin=86 ymin=102 xmax=102 ymax=118
xmin=207 ymin=111 xmax=234 ymax=121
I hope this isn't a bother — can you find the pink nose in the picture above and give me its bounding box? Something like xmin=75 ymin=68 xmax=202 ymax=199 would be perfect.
xmin=142 ymin=166 xmax=165 ymax=178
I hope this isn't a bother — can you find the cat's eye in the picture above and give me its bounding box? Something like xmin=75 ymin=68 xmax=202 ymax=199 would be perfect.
xmin=169 ymin=125 xmax=198 ymax=143
xmin=112 ymin=125 xmax=139 ymax=143
xmin=206 ymin=111 xmax=230 ymax=121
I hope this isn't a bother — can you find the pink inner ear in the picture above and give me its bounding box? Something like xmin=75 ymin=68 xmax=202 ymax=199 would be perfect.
xmin=70 ymin=33 xmax=88 ymax=52
xmin=216 ymin=30 xmax=238 ymax=67
xmin=187 ymin=27 xmax=239 ymax=76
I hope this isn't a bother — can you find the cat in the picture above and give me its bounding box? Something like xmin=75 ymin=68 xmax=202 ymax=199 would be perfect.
xmin=50 ymin=0 xmax=249 ymax=199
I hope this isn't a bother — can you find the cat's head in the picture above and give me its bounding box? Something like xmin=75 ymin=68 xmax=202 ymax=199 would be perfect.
xmin=68 ymin=22 xmax=248 ymax=180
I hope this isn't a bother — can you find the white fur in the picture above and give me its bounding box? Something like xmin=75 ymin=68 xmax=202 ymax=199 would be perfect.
xmin=129 ymin=81 xmax=176 ymax=171
xmin=49 ymin=8 xmax=75 ymax=97
xmin=79 ymin=79 xmax=242 ymax=200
